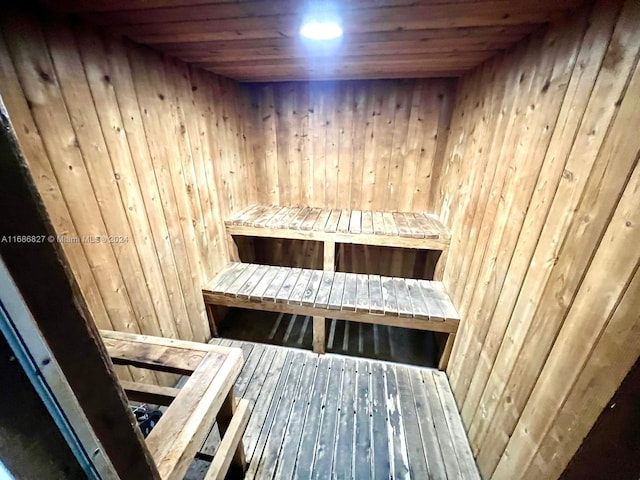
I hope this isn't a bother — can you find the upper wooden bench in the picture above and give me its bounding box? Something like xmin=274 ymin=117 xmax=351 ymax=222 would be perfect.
xmin=101 ymin=330 xmax=249 ymax=480
xmin=202 ymin=263 xmax=460 ymax=369
xmin=225 ymin=205 xmax=451 ymax=251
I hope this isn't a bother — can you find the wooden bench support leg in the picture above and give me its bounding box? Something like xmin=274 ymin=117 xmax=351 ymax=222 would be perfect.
xmin=323 ymin=240 xmax=336 ymax=270
xmin=434 ymin=245 xmax=450 ymax=281
xmin=313 ymin=240 xmax=334 ymax=355
xmin=438 ymin=333 xmax=456 ymax=370
xmin=313 ymin=316 xmax=326 ymax=354
xmin=206 ymin=304 xmax=219 ymax=337
xmin=206 ymin=398 xmax=250 ymax=480
xmin=215 ymin=386 xmax=247 ymax=474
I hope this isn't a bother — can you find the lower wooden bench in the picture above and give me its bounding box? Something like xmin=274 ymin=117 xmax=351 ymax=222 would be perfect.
xmin=202 ymin=263 xmax=460 ymax=369
xmin=100 ymin=330 xmax=249 ymax=480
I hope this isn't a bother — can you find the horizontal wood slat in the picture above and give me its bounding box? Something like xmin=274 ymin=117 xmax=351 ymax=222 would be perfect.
xmin=102 ymin=336 xmax=208 ymax=375
xmin=120 ymin=380 xmax=181 ymax=406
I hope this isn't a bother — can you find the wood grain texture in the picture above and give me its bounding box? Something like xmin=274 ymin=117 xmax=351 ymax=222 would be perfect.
xmin=44 ymin=0 xmax=580 ymax=82
xmin=205 ymin=397 xmax=250 ymax=480
xmin=243 ymin=79 xmax=454 ymax=276
xmin=195 ymin=339 xmax=481 ymax=479
xmin=99 ymin=331 xmax=244 ymax=480
xmin=226 ymin=205 xmax=450 ymax=250
xmin=247 ymin=79 xmax=455 ymax=213
xmin=203 ymin=263 xmax=460 ymax=336
xmin=0 ymin=14 xmax=251 ymax=378
xmin=6 ymin=5 xmax=634 ymax=478
xmin=440 ymin=0 xmax=640 ymax=478
xmin=0 ymin=72 xmax=160 ymax=479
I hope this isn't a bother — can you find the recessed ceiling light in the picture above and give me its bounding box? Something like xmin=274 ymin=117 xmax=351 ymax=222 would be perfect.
xmin=300 ymin=21 xmax=343 ymax=41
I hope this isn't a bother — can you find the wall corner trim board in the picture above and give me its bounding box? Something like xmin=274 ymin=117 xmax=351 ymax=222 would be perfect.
xmin=1 ymin=1 xmax=639 ymax=479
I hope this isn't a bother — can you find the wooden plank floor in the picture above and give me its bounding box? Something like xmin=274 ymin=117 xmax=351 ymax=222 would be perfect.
xmin=185 ymin=339 xmax=480 ymax=480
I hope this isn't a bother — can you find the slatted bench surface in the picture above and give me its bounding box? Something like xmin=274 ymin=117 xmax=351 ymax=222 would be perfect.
xmin=225 ymin=205 xmax=451 ymax=250
xmin=203 ymin=263 xmax=459 ymax=334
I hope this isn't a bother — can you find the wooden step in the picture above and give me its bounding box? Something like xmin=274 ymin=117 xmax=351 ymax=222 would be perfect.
xmin=203 ymin=263 xmax=460 ymax=368
xmin=225 ymin=205 xmax=451 ymax=250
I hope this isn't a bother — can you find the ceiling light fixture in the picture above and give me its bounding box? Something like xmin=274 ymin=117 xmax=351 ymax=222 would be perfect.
xmin=300 ymin=20 xmax=343 ymax=40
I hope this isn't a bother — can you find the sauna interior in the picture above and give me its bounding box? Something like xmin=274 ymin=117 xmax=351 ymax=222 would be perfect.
xmin=0 ymin=0 xmax=638 ymax=479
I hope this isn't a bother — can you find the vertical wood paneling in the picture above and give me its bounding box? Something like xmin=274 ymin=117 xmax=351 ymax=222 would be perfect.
xmin=429 ymin=81 xmax=455 ymax=211
xmin=245 ymin=78 xmax=455 ymax=277
xmin=0 ymin=27 xmax=113 ymax=337
xmin=0 ymin=15 xmax=250 ymax=383
xmin=1 ymin=18 xmax=151 ymax=385
xmin=4 ymin=9 xmax=636 ymax=478
xmin=104 ymin=33 xmax=198 ymax=346
xmin=441 ymin=1 xmax=640 ymax=478
xmin=310 ymin=82 xmax=328 ymax=206
xmin=385 ymin=80 xmax=413 ymax=209
xmin=349 ymin=85 xmax=369 ymax=210
xmin=397 ymin=81 xmax=425 ymax=211
xmin=246 ymin=78 xmax=455 ymax=213
xmin=258 ymin=84 xmax=279 ymax=205
xmin=361 ymin=81 xmax=384 ymax=210
xmin=297 ymin=83 xmax=312 ymax=206
xmin=325 ymin=84 xmax=340 ymax=209
xmin=75 ymin=25 xmax=180 ymax=346
xmin=274 ymin=83 xmax=293 ymax=206
xmin=189 ymin=66 xmax=230 ymax=268
xmin=336 ymin=83 xmax=354 ymax=208
xmin=127 ymin=42 xmax=207 ymax=342
xmin=370 ymin=81 xmax=396 ymax=211
xmin=413 ymin=81 xmax=450 ymax=211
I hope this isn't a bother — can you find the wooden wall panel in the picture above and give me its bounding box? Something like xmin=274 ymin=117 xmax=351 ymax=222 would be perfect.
xmin=244 ymin=78 xmax=454 ymax=278
xmin=0 ymin=15 xmax=250 ymax=384
xmin=440 ymin=0 xmax=640 ymax=478
xmin=246 ymin=78 xmax=455 ymax=213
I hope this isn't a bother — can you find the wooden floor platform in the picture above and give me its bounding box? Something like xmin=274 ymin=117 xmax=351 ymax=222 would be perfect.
xmin=186 ymin=339 xmax=480 ymax=480
xmin=225 ymin=205 xmax=451 ymax=250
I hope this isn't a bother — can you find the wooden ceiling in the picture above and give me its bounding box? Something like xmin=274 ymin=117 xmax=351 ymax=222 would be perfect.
xmin=44 ymin=0 xmax=583 ymax=82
